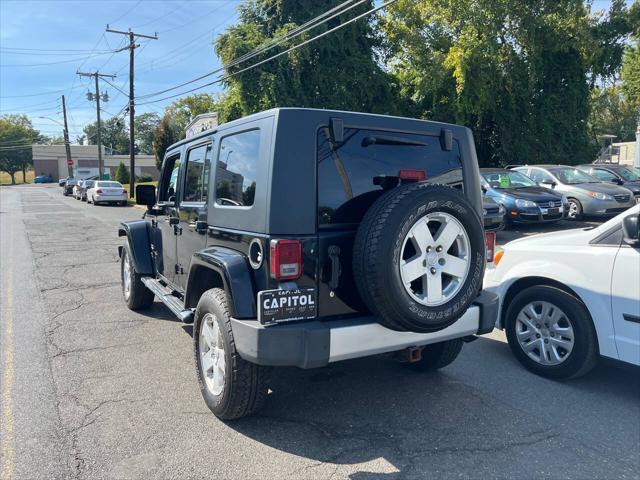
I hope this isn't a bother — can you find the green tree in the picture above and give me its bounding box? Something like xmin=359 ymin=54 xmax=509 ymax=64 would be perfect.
xmin=152 ymin=115 xmax=180 ymax=170
xmin=83 ymin=117 xmax=129 ymax=155
xmin=115 ymin=161 xmax=130 ymax=184
xmin=621 ymin=42 xmax=640 ymax=111
xmin=135 ymin=112 xmax=161 ymax=155
xmin=0 ymin=115 xmax=40 ymax=184
xmin=153 ymin=94 xmax=220 ymax=169
xmin=214 ymin=0 xmax=396 ymax=122
xmin=381 ymin=0 xmax=634 ymax=166
xmin=589 ymin=86 xmax=638 ymax=144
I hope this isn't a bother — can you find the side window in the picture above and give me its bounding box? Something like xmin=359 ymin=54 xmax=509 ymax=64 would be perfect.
xmin=528 ymin=169 xmax=552 ymax=184
xmin=158 ymin=153 xmax=181 ymax=202
xmin=592 ymin=169 xmax=617 ymax=182
xmin=183 ymin=143 xmax=212 ymax=203
xmin=215 ymin=129 xmax=260 ymax=207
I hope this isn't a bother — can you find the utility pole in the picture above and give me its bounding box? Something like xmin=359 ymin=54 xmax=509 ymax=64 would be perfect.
xmin=61 ymin=95 xmax=73 ymax=177
xmin=106 ymin=25 xmax=158 ymax=197
xmin=77 ymin=71 xmax=116 ymax=180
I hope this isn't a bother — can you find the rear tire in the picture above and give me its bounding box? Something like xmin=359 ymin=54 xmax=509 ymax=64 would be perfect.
xmin=194 ymin=289 xmax=270 ymax=420
xmin=406 ymin=339 xmax=464 ymax=371
xmin=120 ymin=247 xmax=154 ymax=310
xmin=504 ymin=285 xmax=598 ymax=379
xmin=353 ymin=183 xmax=485 ymax=333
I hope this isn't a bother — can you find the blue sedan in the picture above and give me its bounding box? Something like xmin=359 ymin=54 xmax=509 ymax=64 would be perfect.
xmin=34 ymin=175 xmax=53 ymax=184
xmin=480 ymin=168 xmax=568 ymax=225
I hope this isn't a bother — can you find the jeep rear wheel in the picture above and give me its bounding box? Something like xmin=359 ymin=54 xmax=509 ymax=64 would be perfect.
xmin=194 ymin=288 xmax=270 ymax=420
xmin=353 ymin=183 xmax=484 ymax=333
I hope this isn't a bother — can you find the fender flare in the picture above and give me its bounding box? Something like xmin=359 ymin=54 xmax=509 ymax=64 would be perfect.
xmin=117 ymin=220 xmax=154 ymax=275
xmin=186 ymin=248 xmax=256 ymax=319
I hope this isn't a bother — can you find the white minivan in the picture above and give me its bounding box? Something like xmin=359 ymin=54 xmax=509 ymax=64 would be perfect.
xmin=485 ymin=205 xmax=639 ymax=379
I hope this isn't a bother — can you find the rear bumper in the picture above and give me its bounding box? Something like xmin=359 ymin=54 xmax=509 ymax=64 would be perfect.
xmin=94 ymin=194 xmax=127 ymax=202
xmin=231 ymin=290 xmax=498 ymax=368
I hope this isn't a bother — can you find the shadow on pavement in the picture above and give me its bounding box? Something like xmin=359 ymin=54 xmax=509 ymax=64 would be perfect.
xmin=216 ymin=335 xmax=639 ymax=478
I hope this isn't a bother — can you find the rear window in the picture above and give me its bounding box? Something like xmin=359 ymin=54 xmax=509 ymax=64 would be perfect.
xmin=215 ymin=129 xmax=260 ymax=207
xmin=317 ymin=127 xmax=463 ymax=225
xmin=97 ymin=181 xmax=122 ymax=188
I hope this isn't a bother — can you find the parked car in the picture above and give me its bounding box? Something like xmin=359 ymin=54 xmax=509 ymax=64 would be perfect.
xmin=86 ymin=181 xmax=128 ymax=206
xmin=34 ymin=175 xmax=53 ymax=183
xmin=485 ymin=205 xmax=639 ymax=379
xmin=118 ymin=108 xmax=498 ymax=419
xmin=73 ymin=180 xmax=84 ymax=199
xmin=62 ymin=177 xmax=77 ymax=196
xmin=577 ymin=164 xmax=640 ymax=201
xmin=80 ymin=179 xmax=95 ymax=201
xmin=483 ymin=195 xmax=505 ymax=231
xmin=58 ymin=177 xmax=67 ymax=187
xmin=511 ymin=165 xmax=635 ymax=220
xmin=481 ymin=168 xmax=567 ymax=225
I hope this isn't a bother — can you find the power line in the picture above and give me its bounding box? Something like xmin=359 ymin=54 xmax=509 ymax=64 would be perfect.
xmin=132 ymin=1 xmax=186 ymax=29
xmin=108 ymin=0 xmax=143 ymax=26
xmin=136 ymin=0 xmax=363 ymax=101
xmin=137 ymin=0 xmax=397 ymax=106
xmin=0 ymin=48 xmax=126 ymax=67
xmin=0 ymin=89 xmax=67 ymax=99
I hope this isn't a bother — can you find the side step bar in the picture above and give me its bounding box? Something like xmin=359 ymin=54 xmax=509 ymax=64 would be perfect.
xmin=141 ymin=277 xmax=194 ymax=323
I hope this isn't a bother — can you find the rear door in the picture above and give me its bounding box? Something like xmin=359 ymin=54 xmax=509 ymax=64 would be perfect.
xmin=175 ymin=141 xmax=212 ymax=289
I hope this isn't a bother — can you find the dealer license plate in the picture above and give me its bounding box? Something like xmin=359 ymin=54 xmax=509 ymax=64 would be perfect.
xmin=542 ymin=207 xmax=560 ymax=214
xmin=257 ymin=288 xmax=317 ymax=325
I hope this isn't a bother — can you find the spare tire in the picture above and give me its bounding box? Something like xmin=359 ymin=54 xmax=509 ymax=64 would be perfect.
xmin=353 ymin=183 xmax=485 ymax=333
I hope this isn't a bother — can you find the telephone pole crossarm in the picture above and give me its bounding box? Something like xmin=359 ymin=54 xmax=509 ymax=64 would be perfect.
xmin=77 ymin=71 xmax=117 ymax=180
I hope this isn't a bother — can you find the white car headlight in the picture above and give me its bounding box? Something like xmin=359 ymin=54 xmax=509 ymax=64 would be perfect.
xmin=586 ymin=191 xmax=613 ymax=201
xmin=561 ymin=195 xmax=569 ymax=205
xmin=515 ymin=199 xmax=537 ymax=208
xmin=498 ymin=204 xmax=506 ymax=214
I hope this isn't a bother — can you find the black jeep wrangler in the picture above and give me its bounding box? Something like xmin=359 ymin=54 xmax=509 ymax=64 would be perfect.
xmin=118 ymin=108 xmax=498 ymax=420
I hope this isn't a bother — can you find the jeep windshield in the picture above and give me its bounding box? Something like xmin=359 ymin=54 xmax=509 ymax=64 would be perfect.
xmin=549 ymin=167 xmax=599 ymax=184
xmin=318 ymin=127 xmax=463 ymax=225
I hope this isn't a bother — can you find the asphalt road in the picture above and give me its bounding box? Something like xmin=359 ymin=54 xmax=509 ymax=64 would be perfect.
xmin=1 ymin=184 xmax=638 ymax=480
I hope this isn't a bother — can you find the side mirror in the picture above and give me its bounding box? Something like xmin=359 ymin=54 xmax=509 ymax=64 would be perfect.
xmin=614 ymin=178 xmax=623 ymax=185
xmin=136 ymin=184 xmax=156 ymax=208
xmin=481 ymin=184 xmax=488 ymax=193
xmin=622 ymin=214 xmax=640 ymax=246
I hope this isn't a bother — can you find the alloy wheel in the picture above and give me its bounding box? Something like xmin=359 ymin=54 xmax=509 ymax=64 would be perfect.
xmin=199 ymin=313 xmax=226 ymax=396
xmin=399 ymin=212 xmax=471 ymax=307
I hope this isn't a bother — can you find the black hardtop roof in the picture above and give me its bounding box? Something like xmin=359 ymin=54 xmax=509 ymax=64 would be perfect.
xmin=165 ymin=107 xmax=470 ymax=152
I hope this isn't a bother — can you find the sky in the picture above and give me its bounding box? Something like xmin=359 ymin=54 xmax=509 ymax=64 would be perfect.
xmin=0 ymin=0 xmax=630 ymax=143
xmin=0 ymin=0 xmax=239 ymax=142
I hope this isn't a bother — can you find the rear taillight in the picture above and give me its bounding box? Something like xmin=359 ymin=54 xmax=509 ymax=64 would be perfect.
xmin=122 ymin=189 xmax=127 ymax=194
xmin=399 ymin=169 xmax=427 ymax=182
xmin=485 ymin=231 xmax=496 ymax=263
xmin=96 ymin=189 xmax=103 ymax=194
xmin=270 ymin=240 xmax=302 ymax=281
